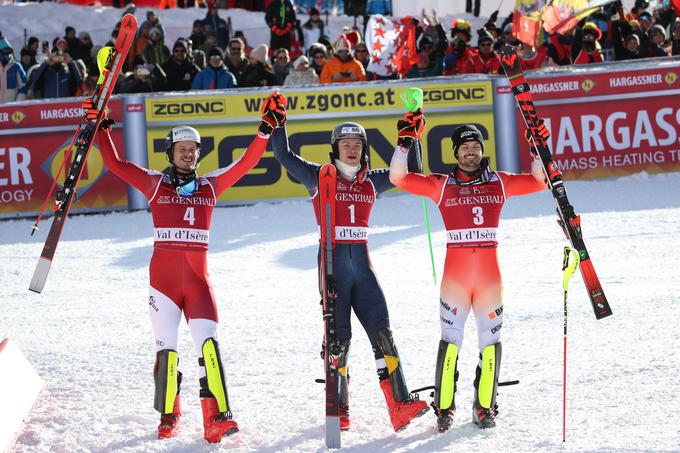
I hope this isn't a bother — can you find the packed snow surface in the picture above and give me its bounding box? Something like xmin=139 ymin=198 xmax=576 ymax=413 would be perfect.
xmin=2 ymin=171 xmax=680 ymax=452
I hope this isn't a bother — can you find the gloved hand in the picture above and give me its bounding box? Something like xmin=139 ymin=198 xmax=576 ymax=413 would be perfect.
xmin=524 ymin=119 xmax=550 ymax=143
xmin=396 ymin=109 xmax=425 ymax=149
xmin=258 ymin=90 xmax=287 ymax=136
xmin=82 ymin=97 xmax=115 ymax=130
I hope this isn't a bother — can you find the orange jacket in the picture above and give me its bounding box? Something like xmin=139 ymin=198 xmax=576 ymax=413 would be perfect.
xmin=319 ymin=55 xmax=366 ymax=84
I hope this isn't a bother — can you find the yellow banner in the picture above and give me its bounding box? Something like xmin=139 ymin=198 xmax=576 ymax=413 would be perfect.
xmin=146 ymin=111 xmax=496 ymax=202
xmin=146 ymin=82 xmax=493 ymax=122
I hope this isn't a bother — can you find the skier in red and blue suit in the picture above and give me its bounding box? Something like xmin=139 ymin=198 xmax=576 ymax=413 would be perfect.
xmin=268 ymin=92 xmax=429 ymax=432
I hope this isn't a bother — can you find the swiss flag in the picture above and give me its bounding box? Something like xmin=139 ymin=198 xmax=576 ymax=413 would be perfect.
xmin=365 ymin=15 xmax=418 ymax=77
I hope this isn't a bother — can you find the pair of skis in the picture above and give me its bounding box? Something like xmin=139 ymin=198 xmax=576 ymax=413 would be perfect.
xmin=499 ymin=45 xmax=612 ymax=320
xmin=29 ymin=14 xmax=138 ymax=294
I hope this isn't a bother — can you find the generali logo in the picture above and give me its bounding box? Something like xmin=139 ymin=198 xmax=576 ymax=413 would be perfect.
xmin=581 ymin=79 xmax=595 ymax=93
xmin=11 ymin=110 xmax=26 ymax=125
xmin=664 ymin=72 xmax=677 ymax=86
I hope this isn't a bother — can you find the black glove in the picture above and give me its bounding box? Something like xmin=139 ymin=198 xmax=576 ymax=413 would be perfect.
xmin=82 ymin=97 xmax=114 ymax=130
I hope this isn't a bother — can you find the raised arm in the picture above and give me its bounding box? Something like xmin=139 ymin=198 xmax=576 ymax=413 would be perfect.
xmin=270 ymin=126 xmax=320 ymax=194
xmin=389 ymin=109 xmax=445 ymax=201
xmin=209 ymin=90 xmax=287 ymax=196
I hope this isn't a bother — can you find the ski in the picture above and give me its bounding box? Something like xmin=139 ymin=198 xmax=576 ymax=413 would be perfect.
xmin=29 ymin=14 xmax=137 ymax=294
xmin=318 ymin=164 xmax=341 ymax=448
xmin=498 ymin=44 xmax=612 ymax=320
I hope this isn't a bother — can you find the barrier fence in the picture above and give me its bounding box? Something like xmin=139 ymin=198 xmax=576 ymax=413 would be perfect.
xmin=1 ymin=56 xmax=679 ymax=218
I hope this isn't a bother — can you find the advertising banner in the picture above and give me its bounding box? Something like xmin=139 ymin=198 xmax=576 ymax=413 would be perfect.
xmin=145 ymin=81 xmax=496 ymax=202
xmin=0 ymin=99 xmax=128 ymax=216
xmin=515 ymin=65 xmax=680 ymax=179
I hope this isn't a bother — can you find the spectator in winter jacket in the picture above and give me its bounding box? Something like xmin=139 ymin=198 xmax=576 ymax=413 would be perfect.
xmin=191 ymin=47 xmax=237 ymax=90
xmin=233 ymin=31 xmax=253 ymax=56
xmin=612 ymin=17 xmax=644 ymax=60
xmin=190 ymin=20 xmax=207 ymax=49
xmin=27 ymin=47 xmax=82 ymax=99
xmin=272 ymin=48 xmax=291 ymax=85
xmin=241 ymin=43 xmax=277 ymax=87
xmin=193 ymin=49 xmax=207 ymax=70
xmin=672 ymin=18 xmax=680 ymax=56
xmin=406 ymin=51 xmax=441 ymax=79
xmin=144 ymin=28 xmax=171 ymax=65
xmin=572 ymin=22 xmax=605 ymax=65
xmin=265 ymin=0 xmax=296 ymax=51
xmin=202 ymin=2 xmax=230 ymax=50
xmin=64 ymin=26 xmax=79 ymax=56
xmin=140 ymin=10 xmax=166 ymax=43
xmin=320 ymin=35 xmax=366 ymax=84
xmin=444 ymin=18 xmax=475 ymax=75
xmin=161 ymin=40 xmax=200 ymax=91
xmin=548 ymin=31 xmax=574 ymax=65
xmin=463 ymin=31 xmax=501 ymax=74
xmin=301 ymin=7 xmax=324 ymax=53
xmin=283 ymin=55 xmax=319 ymax=86
xmin=225 ymin=38 xmax=249 ymax=85
xmin=0 ymin=38 xmax=28 ymax=103
xmin=518 ymin=44 xmax=548 ymax=70
xmin=309 ymin=43 xmax=327 ymax=76
xmin=645 ymin=25 xmax=671 ymax=57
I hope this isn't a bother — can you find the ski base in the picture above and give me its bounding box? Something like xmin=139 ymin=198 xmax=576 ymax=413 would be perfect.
xmin=29 ymin=257 xmax=52 ymax=294
xmin=325 ymin=416 xmax=341 ymax=448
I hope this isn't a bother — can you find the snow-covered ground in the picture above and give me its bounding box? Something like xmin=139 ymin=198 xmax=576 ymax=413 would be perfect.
xmin=2 ymin=171 xmax=680 ymax=452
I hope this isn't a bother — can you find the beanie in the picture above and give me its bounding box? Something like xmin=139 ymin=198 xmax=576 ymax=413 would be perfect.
xmin=250 ymin=43 xmax=268 ymax=64
xmin=451 ymin=125 xmax=484 ymax=158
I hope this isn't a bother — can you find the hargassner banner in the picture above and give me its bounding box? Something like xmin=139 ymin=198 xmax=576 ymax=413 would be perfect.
xmin=504 ymin=60 xmax=680 ymax=179
xmin=144 ymin=79 xmax=496 ymax=203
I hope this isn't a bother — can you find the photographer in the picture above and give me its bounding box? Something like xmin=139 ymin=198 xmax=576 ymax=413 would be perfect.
xmin=27 ymin=47 xmax=82 ymax=99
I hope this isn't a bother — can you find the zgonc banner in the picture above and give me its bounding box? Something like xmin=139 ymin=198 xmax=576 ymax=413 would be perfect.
xmin=0 ymin=99 xmax=128 ymax=216
xmin=144 ymin=81 xmax=496 ymax=202
xmin=514 ymin=64 xmax=680 ymax=179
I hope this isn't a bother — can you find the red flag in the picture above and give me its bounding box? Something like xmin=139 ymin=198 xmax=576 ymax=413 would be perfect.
xmin=513 ymin=0 xmax=545 ymax=46
xmin=365 ymin=15 xmax=418 ymax=77
xmin=671 ymin=0 xmax=680 ymax=16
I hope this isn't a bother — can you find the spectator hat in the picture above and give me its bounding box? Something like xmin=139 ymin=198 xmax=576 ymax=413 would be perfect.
xmin=624 ymin=34 xmax=640 ymax=44
xmin=208 ymin=46 xmax=224 ymax=60
xmin=56 ymin=38 xmax=68 ymax=49
xmin=638 ymin=11 xmax=652 ymax=21
xmin=310 ymin=7 xmax=320 ymax=16
xmin=149 ymin=28 xmax=162 ymax=39
xmin=343 ymin=30 xmax=361 ymax=48
xmin=0 ymin=37 xmax=12 ymax=52
xmin=450 ymin=18 xmax=472 ymax=40
xmin=334 ymin=35 xmax=351 ymax=51
xmin=478 ymin=30 xmax=495 ymax=46
xmin=173 ymin=40 xmax=187 ymax=51
xmin=649 ymin=24 xmax=667 ymax=39
xmin=293 ymin=55 xmax=308 ymax=69
xmin=78 ymin=31 xmax=90 ymax=39
xmin=418 ymin=35 xmax=433 ymax=51
xmin=582 ymin=22 xmax=603 ymax=40
xmin=123 ymin=3 xmax=136 ymax=14
xmin=250 ymin=44 xmax=268 ymax=64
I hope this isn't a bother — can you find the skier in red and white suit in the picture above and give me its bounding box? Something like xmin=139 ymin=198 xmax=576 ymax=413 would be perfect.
xmin=84 ymin=92 xmax=286 ymax=442
xmin=389 ymin=112 xmax=548 ymax=432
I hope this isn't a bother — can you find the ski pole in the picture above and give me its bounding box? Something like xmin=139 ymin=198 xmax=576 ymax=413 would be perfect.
xmin=561 ymin=246 xmax=580 ymax=443
xmin=401 ymin=87 xmax=437 ymax=284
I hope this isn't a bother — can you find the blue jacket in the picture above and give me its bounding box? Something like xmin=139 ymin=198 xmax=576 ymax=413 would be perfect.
xmin=28 ymin=60 xmax=82 ymax=99
xmin=1 ymin=57 xmax=28 ymax=103
xmin=191 ymin=65 xmax=237 ymax=90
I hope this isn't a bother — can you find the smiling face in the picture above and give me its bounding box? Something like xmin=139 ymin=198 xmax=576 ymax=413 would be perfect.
xmin=172 ymin=140 xmax=199 ymax=172
xmin=337 ymin=138 xmax=363 ymax=166
xmin=456 ymin=141 xmax=483 ymax=171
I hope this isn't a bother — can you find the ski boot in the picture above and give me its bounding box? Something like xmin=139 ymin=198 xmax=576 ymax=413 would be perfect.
xmin=201 ymin=397 xmax=239 ymax=442
xmin=433 ymin=340 xmax=458 ymax=433
xmin=376 ymin=328 xmax=429 ymax=431
xmin=199 ymin=338 xmax=239 ymax=442
xmin=472 ymin=342 xmax=502 ymax=429
xmin=153 ymin=350 xmax=182 ymax=439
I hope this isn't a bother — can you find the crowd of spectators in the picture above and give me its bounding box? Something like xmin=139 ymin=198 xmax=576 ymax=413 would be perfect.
xmin=1 ymin=0 xmax=678 ymax=103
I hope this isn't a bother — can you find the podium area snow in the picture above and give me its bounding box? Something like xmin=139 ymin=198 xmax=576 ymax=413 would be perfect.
xmin=1 ymin=172 xmax=679 ymax=452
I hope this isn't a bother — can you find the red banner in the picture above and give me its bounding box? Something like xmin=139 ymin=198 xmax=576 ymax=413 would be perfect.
xmin=0 ymin=99 xmax=128 ymax=215
xmin=518 ymin=66 xmax=680 ymax=179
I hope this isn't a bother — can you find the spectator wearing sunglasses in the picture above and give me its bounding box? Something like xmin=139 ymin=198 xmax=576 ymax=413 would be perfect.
xmin=0 ymin=37 xmax=28 ymax=102
xmin=161 ymin=40 xmax=200 ymax=91
xmin=225 ymin=38 xmax=249 ymax=85
xmin=272 ymin=48 xmax=291 ymax=85
xmin=320 ymin=35 xmax=366 ymax=84
xmin=463 ymin=30 xmax=501 ymax=74
xmin=308 ymin=43 xmax=327 ymax=76
xmin=192 ymin=47 xmax=237 ymax=90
